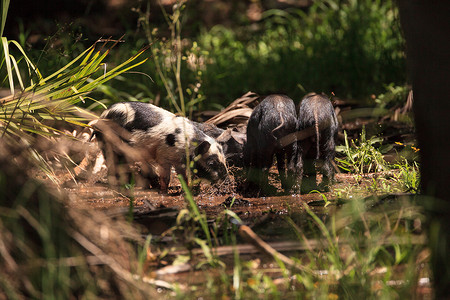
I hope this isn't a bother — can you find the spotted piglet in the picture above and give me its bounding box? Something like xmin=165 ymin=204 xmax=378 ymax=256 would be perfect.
xmin=97 ymin=102 xmax=228 ymax=192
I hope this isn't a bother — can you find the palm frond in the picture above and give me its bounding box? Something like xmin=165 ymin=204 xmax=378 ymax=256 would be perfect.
xmin=0 ymin=41 xmax=149 ymax=140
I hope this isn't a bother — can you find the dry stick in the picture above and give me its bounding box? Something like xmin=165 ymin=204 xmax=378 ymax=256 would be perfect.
xmin=218 ymin=91 xmax=258 ymax=113
xmin=169 ymin=240 xmax=322 ymax=257
xmin=167 ymin=235 xmax=426 ymax=258
xmin=271 ymin=273 xmax=430 ymax=289
xmin=205 ymin=108 xmax=253 ymax=126
xmin=392 ymin=207 xmax=404 ymax=233
xmin=238 ymin=225 xmax=427 ymax=285
xmin=73 ymin=155 xmax=91 ymax=177
xmin=277 ymin=114 xmax=338 ymax=148
xmin=71 ymin=231 xmax=138 ymax=283
xmin=0 ymin=233 xmax=18 ymax=272
xmin=238 ymin=225 xmax=306 ymax=273
xmin=277 ymin=125 xmax=323 ymax=148
xmin=155 ymin=263 xmax=192 ymax=276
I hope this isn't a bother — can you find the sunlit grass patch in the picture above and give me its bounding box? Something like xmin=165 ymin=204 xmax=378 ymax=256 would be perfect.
xmin=336 ymin=128 xmax=388 ymax=175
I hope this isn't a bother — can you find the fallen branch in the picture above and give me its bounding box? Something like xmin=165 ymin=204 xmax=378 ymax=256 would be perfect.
xmin=166 ymin=234 xmax=426 ymax=258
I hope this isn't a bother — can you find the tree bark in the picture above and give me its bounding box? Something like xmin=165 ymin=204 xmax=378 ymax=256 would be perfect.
xmin=397 ymin=1 xmax=450 ymax=298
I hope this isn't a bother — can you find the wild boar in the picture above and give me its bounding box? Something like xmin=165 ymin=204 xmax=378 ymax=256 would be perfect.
xmin=96 ymin=102 xmax=228 ymax=192
xmin=243 ymin=94 xmax=298 ymax=194
xmin=296 ymin=93 xmax=338 ymax=192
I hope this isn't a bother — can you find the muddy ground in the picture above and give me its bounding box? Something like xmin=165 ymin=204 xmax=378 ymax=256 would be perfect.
xmin=66 ymin=172 xmax=357 ymax=208
xmin=64 ymin=165 xmax=377 ymax=236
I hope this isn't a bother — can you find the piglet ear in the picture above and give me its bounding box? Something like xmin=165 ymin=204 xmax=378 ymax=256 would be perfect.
xmin=216 ymin=129 xmax=231 ymax=143
xmin=195 ymin=140 xmax=211 ymax=156
xmin=231 ymin=131 xmax=246 ymax=145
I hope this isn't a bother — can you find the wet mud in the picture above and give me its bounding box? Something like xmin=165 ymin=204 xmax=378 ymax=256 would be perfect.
xmin=66 ymin=170 xmax=358 ymax=214
xmin=64 ymin=166 xmax=361 ymax=241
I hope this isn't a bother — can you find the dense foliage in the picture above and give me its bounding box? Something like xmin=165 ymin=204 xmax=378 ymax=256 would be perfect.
xmin=199 ymin=0 xmax=405 ymax=103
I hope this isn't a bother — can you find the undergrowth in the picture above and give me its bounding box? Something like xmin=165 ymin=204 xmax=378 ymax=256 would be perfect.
xmin=335 ymin=125 xmax=420 ymax=196
xmin=198 ymin=0 xmax=405 ymax=103
xmin=336 ymin=128 xmax=388 ymax=175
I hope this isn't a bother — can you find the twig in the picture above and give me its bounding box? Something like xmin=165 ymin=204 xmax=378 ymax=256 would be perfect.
xmin=140 ymin=276 xmax=184 ymax=290
xmin=166 ymin=235 xmax=426 ymax=258
xmin=278 ymin=123 xmax=328 ymax=148
xmin=0 ymin=233 xmax=18 ymax=272
xmin=155 ymin=263 xmax=192 ymax=276
xmin=169 ymin=240 xmax=318 ymax=257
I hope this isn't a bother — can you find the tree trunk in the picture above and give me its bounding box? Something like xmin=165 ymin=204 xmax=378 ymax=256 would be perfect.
xmin=397 ymin=1 xmax=450 ymax=298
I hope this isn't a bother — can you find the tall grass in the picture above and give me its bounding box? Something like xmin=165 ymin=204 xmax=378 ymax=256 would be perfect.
xmin=0 ymin=140 xmax=157 ymax=299
xmin=134 ymin=0 xmax=207 ymax=117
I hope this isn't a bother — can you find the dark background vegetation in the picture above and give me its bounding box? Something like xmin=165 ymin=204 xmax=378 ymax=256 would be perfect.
xmin=4 ymin=0 xmax=407 ymax=113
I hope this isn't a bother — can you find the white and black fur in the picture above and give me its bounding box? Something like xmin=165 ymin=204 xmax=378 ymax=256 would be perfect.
xmin=98 ymin=102 xmax=228 ymax=191
xmin=243 ymin=94 xmax=298 ymax=194
xmin=296 ymin=93 xmax=338 ymax=192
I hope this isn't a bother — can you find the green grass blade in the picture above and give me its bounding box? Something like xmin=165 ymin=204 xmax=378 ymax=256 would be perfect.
xmin=179 ymin=175 xmax=212 ymax=247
